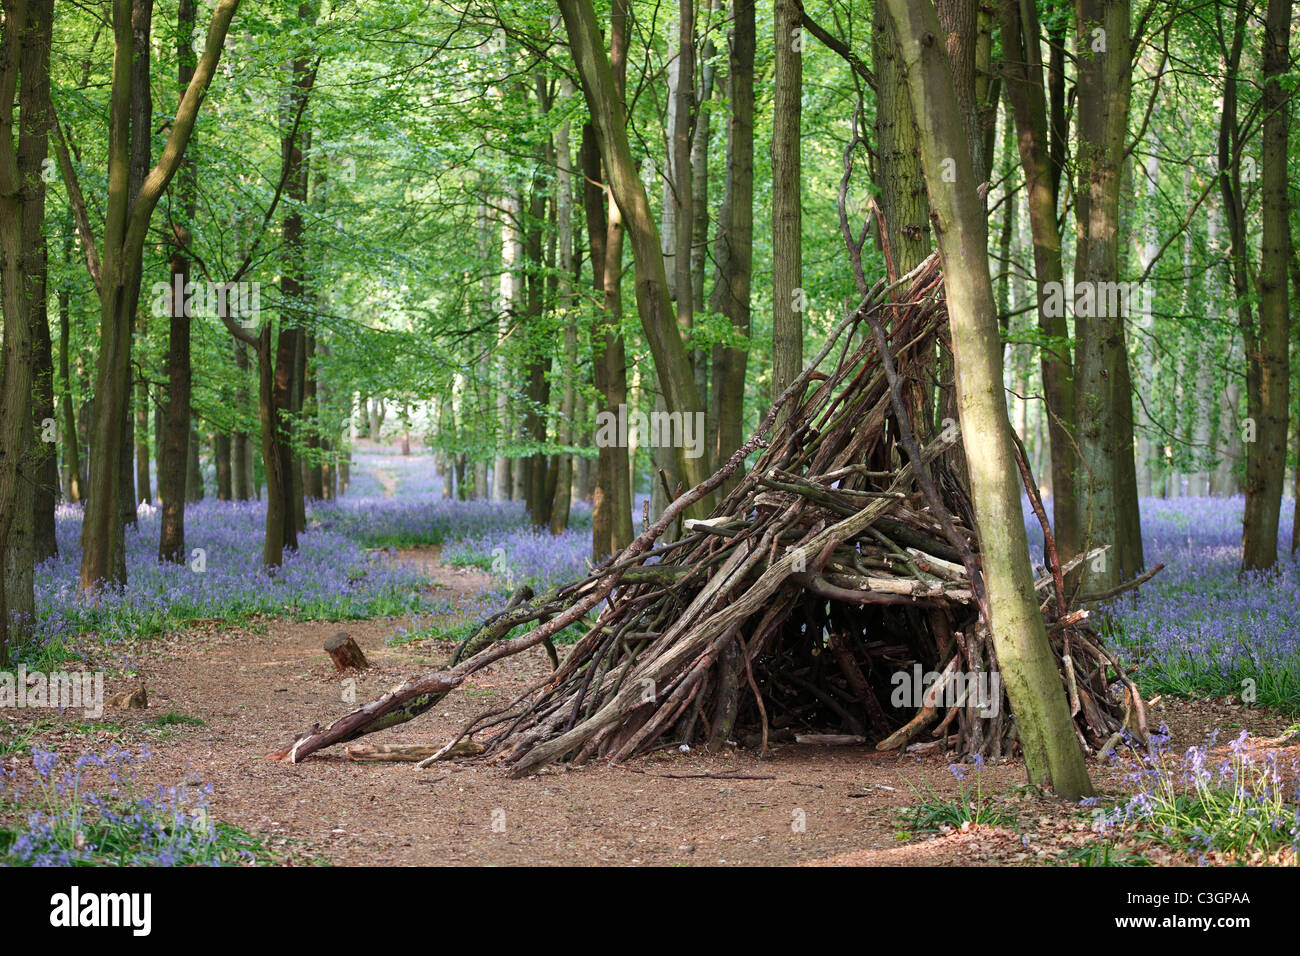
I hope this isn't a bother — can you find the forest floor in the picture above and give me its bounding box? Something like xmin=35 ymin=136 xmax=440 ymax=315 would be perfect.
xmin=6 ymin=545 xmax=1297 ymax=867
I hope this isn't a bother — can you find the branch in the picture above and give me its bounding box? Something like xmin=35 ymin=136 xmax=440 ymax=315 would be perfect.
xmin=49 ymin=109 xmax=102 ymax=292
xmin=121 ymin=0 xmax=242 ymax=260
xmin=794 ymin=0 xmax=876 ymax=91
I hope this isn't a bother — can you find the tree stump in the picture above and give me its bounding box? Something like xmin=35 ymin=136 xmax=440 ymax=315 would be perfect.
xmin=110 ymin=687 xmax=148 ymax=709
xmin=325 ymin=632 xmax=369 ymax=672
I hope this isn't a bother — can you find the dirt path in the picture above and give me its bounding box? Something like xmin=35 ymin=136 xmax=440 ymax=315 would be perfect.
xmin=4 ymin=552 xmax=1295 ymax=866
xmin=371 ymin=468 xmax=399 ymax=499
xmin=387 ymin=545 xmax=492 ymax=600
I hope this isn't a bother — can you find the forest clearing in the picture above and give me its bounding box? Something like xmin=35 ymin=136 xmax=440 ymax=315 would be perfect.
xmin=1 ymin=0 xmax=1299 ymax=897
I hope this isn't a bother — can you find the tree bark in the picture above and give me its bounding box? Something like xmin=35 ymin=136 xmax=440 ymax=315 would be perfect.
xmin=75 ymin=0 xmax=241 ymax=591
xmin=1072 ymin=0 xmax=1133 ymax=591
xmin=0 ymin=0 xmax=41 ymax=660
xmin=580 ymin=7 xmax=633 ymax=557
xmin=771 ymin=0 xmax=802 ymax=423
xmin=874 ymin=0 xmax=930 ymax=274
xmin=185 ymin=426 xmax=203 ymax=501
xmin=58 ymin=258 xmax=82 ymax=503
xmin=233 ymin=341 xmax=251 ymax=501
xmin=559 ymin=0 xmax=713 ymax=514
xmin=883 ymin=0 xmax=1094 ymax=801
xmin=523 ymin=91 xmax=552 ymax=528
xmin=493 ymin=193 xmax=520 ymax=504
xmin=998 ymin=0 xmax=1079 ymax=562
xmin=158 ymin=0 xmax=196 ymax=563
xmin=214 ymin=432 xmax=232 ymax=500
xmin=275 ymin=1 xmax=315 ymax=541
xmin=550 ymin=77 xmax=578 ymax=535
xmin=1242 ymin=0 xmax=1291 ymax=570
xmin=20 ymin=0 xmax=54 ymax=565
xmin=709 ymin=0 xmax=753 ymax=491
xmin=303 ymin=332 xmax=323 ymax=500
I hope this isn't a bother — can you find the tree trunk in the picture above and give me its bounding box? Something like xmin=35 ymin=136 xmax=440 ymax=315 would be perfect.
xmin=113 ymin=0 xmax=151 ymax=548
xmin=158 ymin=251 xmax=191 ymax=559
xmin=559 ymin=0 xmax=713 ymax=515
xmin=158 ymin=0 xmax=196 ymax=563
xmin=874 ymin=0 xmax=930 ymax=274
xmin=276 ymin=4 xmax=314 ymax=540
xmin=0 ymin=0 xmax=46 ymax=659
xmin=550 ymin=78 xmax=578 ymax=535
xmin=999 ymin=0 xmax=1080 ymax=562
xmin=186 ymin=426 xmax=203 ymax=501
xmin=20 ymin=1 xmax=55 ymax=564
xmin=691 ymin=0 xmax=716 ymax=421
xmin=523 ymin=107 xmax=552 ymax=528
xmin=771 ymin=0 xmax=802 ymax=424
xmin=304 ymin=332 xmax=323 ymax=499
xmin=1242 ymin=0 xmax=1291 ymax=570
xmin=883 ymin=0 xmax=1093 ymax=802
xmin=214 ymin=432 xmax=232 ymax=500
xmin=580 ymin=10 xmax=633 ymax=557
xmin=75 ymin=0 xmax=240 ymax=591
xmin=709 ymin=0 xmax=753 ymax=492
xmin=58 ymin=273 xmax=82 ymax=503
xmin=1072 ymin=0 xmax=1133 ymax=592
xmin=493 ymin=193 xmax=521 ymax=504
xmin=257 ymin=327 xmax=291 ymax=563
xmin=232 ymin=338 xmax=251 ymax=500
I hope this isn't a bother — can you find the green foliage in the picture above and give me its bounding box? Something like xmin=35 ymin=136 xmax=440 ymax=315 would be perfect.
xmin=899 ymin=759 xmax=1013 ymax=833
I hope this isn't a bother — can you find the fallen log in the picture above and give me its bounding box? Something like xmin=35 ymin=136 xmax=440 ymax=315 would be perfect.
xmin=345 ymin=741 xmax=483 ymax=762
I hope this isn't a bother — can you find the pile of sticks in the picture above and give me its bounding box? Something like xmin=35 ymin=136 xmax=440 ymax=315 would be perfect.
xmin=270 ymin=254 xmax=1148 ymax=775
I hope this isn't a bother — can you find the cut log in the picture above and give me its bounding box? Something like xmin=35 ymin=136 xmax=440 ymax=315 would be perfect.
xmin=325 ymin=632 xmax=369 ymax=672
xmin=344 ymin=741 xmax=483 ymax=762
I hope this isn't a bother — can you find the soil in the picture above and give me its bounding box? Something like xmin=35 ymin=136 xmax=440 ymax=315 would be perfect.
xmin=3 ymin=549 xmax=1296 ymax=867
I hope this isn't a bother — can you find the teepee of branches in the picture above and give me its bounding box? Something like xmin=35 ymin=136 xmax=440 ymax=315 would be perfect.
xmin=269 ymin=254 xmax=1152 ymax=776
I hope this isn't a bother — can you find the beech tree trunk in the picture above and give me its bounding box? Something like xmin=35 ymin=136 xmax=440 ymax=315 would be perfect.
xmin=550 ymin=77 xmax=578 ymax=535
xmin=274 ymin=8 xmax=315 ymax=544
xmin=1072 ymin=0 xmax=1133 ymax=592
xmin=709 ymin=0 xmax=753 ymax=491
xmin=74 ymin=0 xmax=241 ymax=591
xmin=302 ymin=332 xmax=322 ymax=499
xmin=185 ymin=426 xmax=203 ymax=501
xmin=873 ymin=0 xmax=930 ymax=274
xmin=493 ymin=192 xmax=520 ymax=504
xmin=214 ymin=432 xmax=232 ymax=500
xmin=0 ymin=0 xmax=50 ymax=660
xmin=158 ymin=0 xmax=196 ymax=563
xmin=999 ymin=0 xmax=1080 ymax=562
xmin=1242 ymin=0 xmax=1291 ymax=570
xmin=771 ymin=0 xmax=802 ymax=425
xmin=559 ymin=0 xmax=713 ymax=515
xmin=58 ymin=266 xmax=82 ymax=503
xmin=21 ymin=1 xmax=55 ymax=565
xmin=883 ymin=0 xmax=1093 ymax=801
xmin=232 ymin=342 xmax=251 ymax=500
xmin=580 ymin=6 xmax=633 ymax=557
